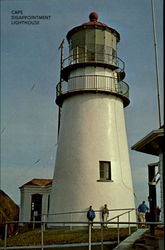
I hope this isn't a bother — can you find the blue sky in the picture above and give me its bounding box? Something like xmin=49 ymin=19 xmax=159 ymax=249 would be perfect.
xmin=1 ymin=0 xmax=163 ymax=207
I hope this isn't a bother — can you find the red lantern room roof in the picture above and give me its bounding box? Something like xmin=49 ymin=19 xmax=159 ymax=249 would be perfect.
xmin=89 ymin=12 xmax=99 ymax=21
xmin=66 ymin=12 xmax=120 ymax=42
xmin=81 ymin=12 xmax=106 ymax=27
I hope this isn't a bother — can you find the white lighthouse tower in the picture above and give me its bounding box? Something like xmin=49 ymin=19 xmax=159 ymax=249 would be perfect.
xmin=49 ymin=12 xmax=136 ymax=225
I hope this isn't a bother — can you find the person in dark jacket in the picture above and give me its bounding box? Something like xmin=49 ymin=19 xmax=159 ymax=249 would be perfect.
xmin=87 ymin=206 xmax=96 ymax=227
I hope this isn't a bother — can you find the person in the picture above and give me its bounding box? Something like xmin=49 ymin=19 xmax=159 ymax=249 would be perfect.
xmin=87 ymin=206 xmax=96 ymax=228
xmin=102 ymin=204 xmax=109 ymax=227
xmin=138 ymin=201 xmax=148 ymax=227
xmin=155 ymin=206 xmax=161 ymax=222
xmin=145 ymin=208 xmax=151 ymax=223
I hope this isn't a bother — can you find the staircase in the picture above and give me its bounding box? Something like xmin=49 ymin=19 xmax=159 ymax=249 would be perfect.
xmin=132 ymin=235 xmax=164 ymax=249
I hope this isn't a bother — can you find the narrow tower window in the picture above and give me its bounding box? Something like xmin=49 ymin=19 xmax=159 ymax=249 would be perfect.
xmin=99 ymin=161 xmax=111 ymax=181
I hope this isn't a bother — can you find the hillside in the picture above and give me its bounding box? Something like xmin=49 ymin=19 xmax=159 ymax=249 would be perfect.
xmin=0 ymin=190 xmax=19 ymax=239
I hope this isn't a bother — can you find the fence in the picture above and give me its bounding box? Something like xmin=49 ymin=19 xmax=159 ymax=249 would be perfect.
xmin=56 ymin=75 xmax=129 ymax=99
xmin=1 ymin=208 xmax=164 ymax=250
xmin=63 ymin=49 xmax=125 ymax=72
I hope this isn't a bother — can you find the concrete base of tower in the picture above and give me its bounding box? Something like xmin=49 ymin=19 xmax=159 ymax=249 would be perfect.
xmin=47 ymin=210 xmax=137 ymax=229
xmin=47 ymin=224 xmax=137 ymax=230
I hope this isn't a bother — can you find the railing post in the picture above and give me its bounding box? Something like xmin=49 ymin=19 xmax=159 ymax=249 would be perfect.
xmin=43 ymin=215 xmax=46 ymax=231
xmin=128 ymin=211 xmax=131 ymax=235
xmin=136 ymin=209 xmax=139 ymax=229
xmin=101 ymin=222 xmax=104 ymax=250
xmin=41 ymin=222 xmax=44 ymax=250
xmin=33 ymin=216 xmax=35 ymax=230
xmin=70 ymin=213 xmax=73 ymax=230
xmin=4 ymin=223 xmax=8 ymax=250
xmin=76 ymin=46 xmax=78 ymax=63
xmin=88 ymin=222 xmax=92 ymax=250
xmin=117 ymin=216 xmax=120 ymax=244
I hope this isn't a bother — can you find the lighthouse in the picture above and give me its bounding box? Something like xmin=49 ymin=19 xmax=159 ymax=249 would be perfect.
xmin=49 ymin=13 xmax=136 ymax=226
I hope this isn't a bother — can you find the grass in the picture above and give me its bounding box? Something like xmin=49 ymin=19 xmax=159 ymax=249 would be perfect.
xmin=0 ymin=227 xmax=136 ymax=247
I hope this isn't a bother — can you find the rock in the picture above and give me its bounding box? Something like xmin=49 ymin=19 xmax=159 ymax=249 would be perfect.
xmin=0 ymin=190 xmax=19 ymax=239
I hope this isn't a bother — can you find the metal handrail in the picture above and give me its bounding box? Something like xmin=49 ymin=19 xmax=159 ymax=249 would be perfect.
xmin=0 ymin=220 xmax=164 ymax=250
xmin=63 ymin=50 xmax=125 ymax=71
xmin=107 ymin=208 xmax=136 ymax=243
xmin=2 ymin=220 xmax=164 ymax=250
xmin=3 ymin=209 xmax=163 ymax=249
xmin=47 ymin=208 xmax=135 ymax=216
xmin=40 ymin=208 xmax=136 ymax=233
xmin=108 ymin=209 xmax=135 ymax=222
xmin=56 ymin=75 xmax=129 ymax=99
xmin=2 ymin=220 xmax=163 ymax=225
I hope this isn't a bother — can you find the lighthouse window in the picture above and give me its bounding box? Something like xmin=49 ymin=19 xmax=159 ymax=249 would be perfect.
xmin=95 ymin=44 xmax=104 ymax=62
xmin=86 ymin=43 xmax=95 ymax=61
xmin=99 ymin=161 xmax=111 ymax=181
xmin=112 ymin=48 xmax=117 ymax=64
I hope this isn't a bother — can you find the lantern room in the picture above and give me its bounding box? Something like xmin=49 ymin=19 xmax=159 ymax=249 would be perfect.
xmin=66 ymin=12 xmax=120 ymax=68
xmin=57 ymin=13 xmax=128 ymax=108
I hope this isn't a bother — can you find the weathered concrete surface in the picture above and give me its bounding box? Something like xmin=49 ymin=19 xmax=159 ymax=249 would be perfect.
xmin=113 ymin=228 xmax=148 ymax=249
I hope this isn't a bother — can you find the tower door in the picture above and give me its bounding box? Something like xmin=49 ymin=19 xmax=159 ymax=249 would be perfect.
xmin=31 ymin=194 xmax=42 ymax=221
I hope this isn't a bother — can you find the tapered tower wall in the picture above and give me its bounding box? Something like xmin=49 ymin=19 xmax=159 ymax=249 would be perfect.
xmin=49 ymin=13 xmax=136 ymax=227
xmin=49 ymin=93 xmax=136 ymax=222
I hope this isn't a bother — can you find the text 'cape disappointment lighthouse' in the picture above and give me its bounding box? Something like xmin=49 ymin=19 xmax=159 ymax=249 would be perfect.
xmin=49 ymin=12 xmax=136 ymax=226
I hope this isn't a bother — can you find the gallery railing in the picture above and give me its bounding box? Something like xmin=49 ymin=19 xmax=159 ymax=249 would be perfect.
xmin=56 ymin=75 xmax=129 ymax=99
xmin=63 ymin=50 xmax=125 ymax=72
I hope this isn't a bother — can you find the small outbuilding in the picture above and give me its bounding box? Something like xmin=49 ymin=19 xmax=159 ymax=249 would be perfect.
xmin=19 ymin=178 xmax=52 ymax=222
xmin=131 ymin=126 xmax=164 ymax=224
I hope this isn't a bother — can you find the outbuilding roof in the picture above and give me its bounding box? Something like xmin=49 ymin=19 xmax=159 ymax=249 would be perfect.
xmin=19 ymin=178 xmax=52 ymax=188
xmin=131 ymin=127 xmax=164 ymax=156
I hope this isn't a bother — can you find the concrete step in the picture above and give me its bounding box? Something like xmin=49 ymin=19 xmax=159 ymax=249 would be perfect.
xmin=145 ymin=235 xmax=159 ymax=248
xmin=133 ymin=243 xmax=157 ymax=250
